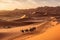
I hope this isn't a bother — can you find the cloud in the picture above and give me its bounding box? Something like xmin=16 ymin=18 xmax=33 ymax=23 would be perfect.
xmin=0 ymin=0 xmax=60 ymax=10
xmin=0 ymin=0 xmax=39 ymax=10
xmin=14 ymin=0 xmax=27 ymax=2
xmin=13 ymin=0 xmax=60 ymax=7
xmin=32 ymin=0 xmax=60 ymax=6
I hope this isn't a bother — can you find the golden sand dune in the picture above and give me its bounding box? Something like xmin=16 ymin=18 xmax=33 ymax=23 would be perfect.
xmin=12 ymin=21 xmax=60 ymax=40
xmin=0 ymin=18 xmax=60 ymax=40
xmin=26 ymin=24 xmax=60 ymax=40
xmin=11 ymin=20 xmax=59 ymax=40
xmin=0 ymin=20 xmax=50 ymax=40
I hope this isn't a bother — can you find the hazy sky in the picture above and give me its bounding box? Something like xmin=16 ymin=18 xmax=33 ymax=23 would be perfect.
xmin=0 ymin=0 xmax=60 ymax=10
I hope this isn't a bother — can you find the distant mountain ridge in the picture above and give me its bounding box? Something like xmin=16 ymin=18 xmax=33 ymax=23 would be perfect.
xmin=0 ymin=6 xmax=60 ymax=21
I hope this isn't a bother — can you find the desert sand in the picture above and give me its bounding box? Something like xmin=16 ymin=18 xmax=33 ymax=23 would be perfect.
xmin=0 ymin=18 xmax=60 ymax=40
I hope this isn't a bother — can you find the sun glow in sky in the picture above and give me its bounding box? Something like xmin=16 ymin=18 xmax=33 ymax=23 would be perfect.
xmin=0 ymin=0 xmax=60 ymax=10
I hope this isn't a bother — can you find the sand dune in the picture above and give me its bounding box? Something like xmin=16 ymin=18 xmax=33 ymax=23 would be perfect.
xmin=0 ymin=18 xmax=60 ymax=40
xmin=12 ymin=21 xmax=60 ymax=40
xmin=26 ymin=24 xmax=60 ymax=40
xmin=0 ymin=19 xmax=51 ymax=40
